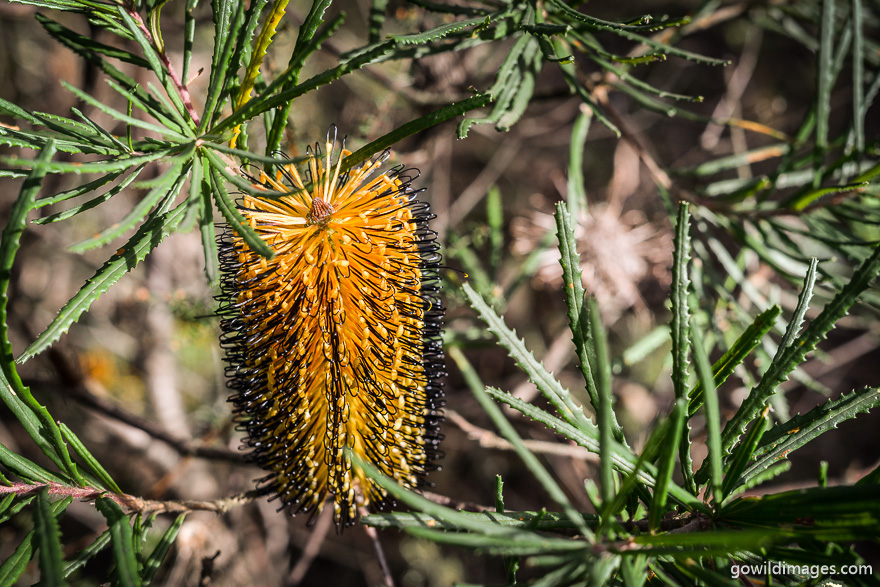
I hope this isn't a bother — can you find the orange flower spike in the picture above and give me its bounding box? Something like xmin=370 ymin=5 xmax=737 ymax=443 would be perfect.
xmin=218 ymin=129 xmax=445 ymax=527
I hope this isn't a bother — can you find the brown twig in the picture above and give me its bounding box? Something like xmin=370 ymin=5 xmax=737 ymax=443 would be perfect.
xmin=0 ymin=481 xmax=268 ymax=516
xmin=361 ymin=507 xmax=395 ymax=587
xmin=45 ymin=347 xmax=246 ymax=463
xmin=446 ymin=409 xmax=599 ymax=463
xmin=288 ymin=506 xmax=334 ymax=586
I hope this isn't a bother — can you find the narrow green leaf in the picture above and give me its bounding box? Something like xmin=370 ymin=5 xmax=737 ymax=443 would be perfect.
xmin=35 ymin=14 xmax=186 ymax=135
xmin=670 ymin=202 xmax=692 ymax=403
xmin=722 ymin=407 xmax=770 ymax=500
xmin=495 ymin=42 xmax=542 ymax=132
xmin=390 ymin=16 xmax=488 ymax=44
xmin=816 ymin=0 xmax=835 ymax=152
xmin=726 ymin=462 xmax=790 ymax=500
xmin=670 ymin=203 xmax=696 ymax=495
xmin=95 ymin=497 xmax=142 ymax=587
xmin=2 ymin=142 xmax=57 ymax=364
xmin=202 ymin=0 xmax=239 ymax=129
xmin=0 ymin=496 xmax=72 ymax=587
xmin=34 ymin=488 xmax=68 ymax=586
xmin=649 ymin=399 xmax=686 ymax=531
xmin=691 ymin=318 xmax=722 ymax=505
xmin=61 ymin=81 xmax=189 ymax=141
xmin=719 ymin=257 xmax=833 ymax=458
xmin=721 ymin=484 xmax=880 ymax=540
xmin=0 ymin=141 xmax=84 ymax=481
xmin=213 ymin=40 xmax=396 ymax=134
xmin=555 ymin=46 xmax=620 ymax=137
xmin=3 ymin=148 xmax=173 ymax=176
xmin=554 ymin=202 xmax=625 ymax=443
xmin=850 ymin=0 xmax=865 ymax=154
xmin=208 ymin=163 xmax=274 ymax=259
xmin=462 ymin=282 xmax=594 ymax=433
xmin=33 ymin=165 xmax=145 ymax=225
xmin=687 ymin=306 xmax=781 ymax=417
xmin=547 ymin=0 xmax=729 ymax=66
xmin=744 ymin=386 xmax=880 ymax=483
xmin=68 ymin=160 xmax=190 ymax=253
xmin=364 ymin=510 xmax=598 ymax=531
xmin=341 ymin=93 xmax=492 ymax=171
xmin=449 ymin=345 xmax=593 ymax=537
xmin=630 ymin=529 xmax=777 ymax=555
xmin=590 ymin=297 xmax=614 ymax=507
xmin=486 ymin=386 xmax=705 ymax=511
xmin=116 ymin=7 xmax=192 ymax=129
xmin=403 ymin=525 xmax=588 ymax=556
xmin=19 ymin=201 xmax=188 ymax=362
xmin=63 ymin=529 xmax=111 ymax=578
xmin=59 ymin=423 xmax=122 ymax=494
xmin=567 ymin=109 xmax=591 ymax=218
xmin=367 ymin=0 xmax=388 ymax=43
xmin=142 ymin=513 xmax=186 ymax=584
xmin=599 ymin=403 xmax=678 ymax=529
xmin=266 ymin=10 xmax=343 ymax=155
xmin=0 ymin=427 xmax=69 ymax=484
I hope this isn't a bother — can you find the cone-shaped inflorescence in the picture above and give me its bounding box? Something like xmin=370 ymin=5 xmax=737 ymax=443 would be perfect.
xmin=217 ymin=129 xmax=445 ymax=527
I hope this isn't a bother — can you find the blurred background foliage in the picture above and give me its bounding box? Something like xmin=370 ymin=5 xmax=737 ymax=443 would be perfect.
xmin=0 ymin=0 xmax=879 ymax=584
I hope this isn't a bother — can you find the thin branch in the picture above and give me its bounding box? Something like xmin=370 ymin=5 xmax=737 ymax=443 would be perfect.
xmin=0 ymin=481 xmax=268 ymax=516
xmin=288 ymin=506 xmax=334 ymax=586
xmin=361 ymin=508 xmax=395 ymax=587
xmin=46 ymin=348 xmax=246 ymax=463
xmin=446 ymin=409 xmax=599 ymax=463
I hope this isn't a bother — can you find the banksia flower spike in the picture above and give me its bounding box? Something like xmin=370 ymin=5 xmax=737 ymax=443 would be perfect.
xmin=218 ymin=129 xmax=445 ymax=527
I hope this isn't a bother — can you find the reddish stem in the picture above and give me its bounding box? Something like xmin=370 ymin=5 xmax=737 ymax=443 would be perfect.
xmin=127 ymin=6 xmax=201 ymax=126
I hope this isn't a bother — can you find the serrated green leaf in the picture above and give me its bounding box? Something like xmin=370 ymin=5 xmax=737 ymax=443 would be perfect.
xmin=0 ymin=496 xmax=72 ymax=587
xmin=3 ymin=148 xmax=173 ymax=175
xmin=649 ymin=399 xmax=686 ymax=531
xmin=555 ymin=202 xmax=625 ymax=444
xmin=341 ymin=93 xmax=492 ymax=171
xmin=449 ymin=345 xmax=593 ymax=537
xmin=0 ymin=430 xmax=69 ymax=484
xmin=34 ymin=171 xmax=125 ymax=208
xmin=34 ymin=488 xmax=68 ymax=586
xmin=721 ymin=484 xmax=880 ymax=540
xmin=58 ymin=423 xmax=122 ymax=494
xmin=717 ymin=251 xmax=880 ymax=461
xmin=391 ymin=16 xmax=488 ymax=44
xmin=115 ymin=7 xmax=193 ymax=130
xmin=208 ymin=162 xmax=274 ymax=259
xmin=19 ymin=201 xmax=188 ymax=362
xmin=744 ymin=386 xmax=880 ymax=483
xmin=670 ymin=203 xmax=697 ymax=495
xmin=68 ymin=159 xmax=190 ymax=253
xmin=485 ymin=386 xmax=705 ymax=511
xmin=722 ymin=407 xmax=770 ymax=500
xmin=33 ymin=166 xmax=145 ymax=225
xmin=462 ymin=282 xmax=594 ymax=433
xmin=687 ymin=306 xmax=781 ymax=417
xmin=61 ymin=80 xmax=189 ymax=141
xmin=0 ymin=141 xmax=84 ymax=482
xmin=213 ymin=40 xmax=396 ymax=134
xmin=63 ymin=528 xmax=111 ymax=578
xmin=141 ymin=513 xmax=186 ymax=584
xmin=547 ymin=0 xmax=729 ymax=66
xmin=95 ymin=496 xmax=141 ymax=587
xmin=0 ymin=495 xmax=37 ymax=527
